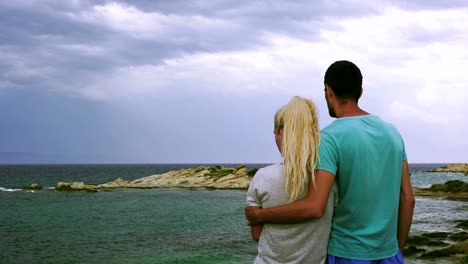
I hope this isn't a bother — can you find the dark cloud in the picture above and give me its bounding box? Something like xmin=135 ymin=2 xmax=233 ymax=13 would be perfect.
xmin=0 ymin=0 xmax=369 ymax=93
xmin=1 ymin=1 xmax=467 ymax=163
xmin=0 ymin=0 xmax=466 ymax=94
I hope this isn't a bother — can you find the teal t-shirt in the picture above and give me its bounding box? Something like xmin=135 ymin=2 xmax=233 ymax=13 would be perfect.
xmin=317 ymin=115 xmax=407 ymax=260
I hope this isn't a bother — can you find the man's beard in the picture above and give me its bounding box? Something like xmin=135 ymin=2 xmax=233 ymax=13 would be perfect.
xmin=326 ymin=100 xmax=336 ymax=118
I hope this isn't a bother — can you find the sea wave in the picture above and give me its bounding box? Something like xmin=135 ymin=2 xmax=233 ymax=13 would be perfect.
xmin=0 ymin=187 xmax=21 ymax=192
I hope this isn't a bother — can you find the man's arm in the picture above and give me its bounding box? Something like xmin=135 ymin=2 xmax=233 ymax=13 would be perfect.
xmin=250 ymin=224 xmax=263 ymax=241
xmin=397 ymin=160 xmax=415 ymax=252
xmin=245 ymin=170 xmax=335 ymax=225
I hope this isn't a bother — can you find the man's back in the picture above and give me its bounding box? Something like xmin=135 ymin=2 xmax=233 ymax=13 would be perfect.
xmin=317 ymin=115 xmax=406 ymax=260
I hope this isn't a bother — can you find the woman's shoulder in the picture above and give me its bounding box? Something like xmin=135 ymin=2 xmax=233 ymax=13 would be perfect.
xmin=257 ymin=163 xmax=282 ymax=175
xmin=252 ymin=163 xmax=283 ymax=185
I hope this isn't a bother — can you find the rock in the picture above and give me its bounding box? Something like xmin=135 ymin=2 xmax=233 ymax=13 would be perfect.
xmin=406 ymin=233 xmax=450 ymax=247
xmin=56 ymin=181 xmax=72 ymax=191
xmin=404 ymin=245 xmax=426 ymax=256
xmin=235 ymin=164 xmax=246 ymax=170
xmin=56 ymin=181 xmax=99 ymax=192
xmin=48 ymin=165 xmax=257 ymax=191
xmin=421 ymin=239 xmax=468 ymax=258
xmin=237 ymin=168 xmax=248 ymax=175
xmin=455 ymin=220 xmax=468 ymax=230
xmin=449 ymin=232 xmax=468 ymax=242
xmin=22 ymin=183 xmax=43 ymax=190
xmin=432 ymin=163 xmax=468 ymax=173
xmin=413 ymin=180 xmax=468 ymax=200
xmin=426 ymin=180 xmax=468 ymax=193
xmin=98 ymin=178 xmax=129 ymax=188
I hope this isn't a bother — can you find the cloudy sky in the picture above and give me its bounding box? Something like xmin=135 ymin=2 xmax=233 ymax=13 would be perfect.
xmin=0 ymin=0 xmax=467 ymax=164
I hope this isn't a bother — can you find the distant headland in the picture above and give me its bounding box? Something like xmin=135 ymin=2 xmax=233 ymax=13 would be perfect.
xmin=432 ymin=163 xmax=468 ymax=174
xmin=52 ymin=164 xmax=257 ymax=192
xmin=20 ymin=164 xmax=467 ymax=199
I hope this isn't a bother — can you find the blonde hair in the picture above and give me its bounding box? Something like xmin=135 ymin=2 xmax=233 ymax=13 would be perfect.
xmin=274 ymin=96 xmax=320 ymax=202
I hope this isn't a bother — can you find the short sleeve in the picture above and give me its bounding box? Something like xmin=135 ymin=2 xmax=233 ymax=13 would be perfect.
xmin=401 ymin=136 xmax=407 ymax=161
xmin=246 ymin=169 xmax=264 ymax=207
xmin=316 ymin=132 xmax=339 ymax=175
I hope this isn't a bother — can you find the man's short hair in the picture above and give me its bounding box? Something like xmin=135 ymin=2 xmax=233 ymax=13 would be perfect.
xmin=324 ymin=60 xmax=363 ymax=102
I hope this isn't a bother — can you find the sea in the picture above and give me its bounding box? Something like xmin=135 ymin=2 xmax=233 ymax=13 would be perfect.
xmin=0 ymin=163 xmax=466 ymax=264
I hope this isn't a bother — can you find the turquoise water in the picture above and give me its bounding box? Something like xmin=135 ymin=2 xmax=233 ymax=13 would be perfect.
xmin=0 ymin=164 xmax=466 ymax=263
xmin=1 ymin=187 xmax=256 ymax=263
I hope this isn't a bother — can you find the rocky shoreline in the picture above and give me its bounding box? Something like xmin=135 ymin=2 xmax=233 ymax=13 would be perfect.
xmin=432 ymin=163 xmax=468 ymax=174
xmin=21 ymin=164 xmax=467 ymax=262
xmin=404 ymin=220 xmax=468 ymax=263
xmin=50 ymin=164 xmax=258 ymax=192
xmin=22 ymin=165 xmax=468 ymax=198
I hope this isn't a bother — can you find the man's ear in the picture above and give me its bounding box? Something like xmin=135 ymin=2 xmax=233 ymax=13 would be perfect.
xmin=325 ymin=84 xmax=334 ymax=98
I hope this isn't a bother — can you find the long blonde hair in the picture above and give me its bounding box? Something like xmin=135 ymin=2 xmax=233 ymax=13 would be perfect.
xmin=274 ymin=96 xmax=320 ymax=202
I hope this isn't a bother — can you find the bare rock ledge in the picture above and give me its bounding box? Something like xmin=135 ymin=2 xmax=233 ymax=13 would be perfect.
xmin=432 ymin=163 xmax=468 ymax=173
xmin=55 ymin=165 xmax=258 ymax=191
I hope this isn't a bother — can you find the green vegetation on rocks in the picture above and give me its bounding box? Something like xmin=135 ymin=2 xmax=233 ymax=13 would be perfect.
xmin=208 ymin=166 xmax=222 ymax=172
xmin=426 ymin=180 xmax=468 ymax=193
xmin=247 ymin=168 xmax=259 ymax=177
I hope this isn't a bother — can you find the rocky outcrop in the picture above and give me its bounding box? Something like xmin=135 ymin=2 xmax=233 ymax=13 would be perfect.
xmin=413 ymin=180 xmax=468 ymax=201
xmin=405 ymin=223 xmax=468 ymax=262
xmin=432 ymin=163 xmax=468 ymax=173
xmin=22 ymin=183 xmax=43 ymax=190
xmin=55 ymin=165 xmax=257 ymax=191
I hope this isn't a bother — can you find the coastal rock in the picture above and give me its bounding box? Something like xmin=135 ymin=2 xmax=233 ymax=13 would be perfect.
xmin=413 ymin=180 xmax=468 ymax=200
xmin=56 ymin=181 xmax=72 ymax=191
xmin=405 ymin=230 xmax=468 ymax=261
xmin=56 ymin=181 xmax=98 ymax=192
xmin=406 ymin=232 xmax=450 ymax=247
xmin=404 ymin=245 xmax=426 ymax=256
xmin=449 ymin=232 xmax=468 ymax=242
xmin=98 ymin=178 xmax=129 ymax=188
xmin=53 ymin=165 xmax=257 ymax=191
xmin=420 ymin=239 xmax=468 ymax=259
xmin=455 ymin=220 xmax=468 ymax=230
xmin=22 ymin=183 xmax=43 ymax=190
xmin=49 ymin=165 xmax=468 ymax=194
xmin=432 ymin=163 xmax=468 ymax=173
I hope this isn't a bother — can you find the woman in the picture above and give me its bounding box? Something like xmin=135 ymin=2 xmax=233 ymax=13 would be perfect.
xmin=246 ymin=96 xmax=336 ymax=264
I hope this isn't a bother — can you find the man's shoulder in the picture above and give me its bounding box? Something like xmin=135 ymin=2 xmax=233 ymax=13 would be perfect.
xmin=322 ymin=115 xmax=398 ymax=132
xmin=369 ymin=115 xmax=402 ymax=135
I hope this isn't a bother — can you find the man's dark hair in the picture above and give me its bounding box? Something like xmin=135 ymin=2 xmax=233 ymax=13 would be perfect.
xmin=324 ymin=60 xmax=363 ymax=102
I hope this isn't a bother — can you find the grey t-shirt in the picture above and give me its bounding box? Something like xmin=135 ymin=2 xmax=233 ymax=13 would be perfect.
xmin=246 ymin=163 xmax=336 ymax=264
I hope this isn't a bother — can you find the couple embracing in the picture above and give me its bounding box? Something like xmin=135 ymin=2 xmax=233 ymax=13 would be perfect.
xmin=245 ymin=60 xmax=416 ymax=264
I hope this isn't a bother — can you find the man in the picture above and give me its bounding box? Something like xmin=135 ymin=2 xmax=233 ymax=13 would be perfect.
xmin=245 ymin=60 xmax=415 ymax=263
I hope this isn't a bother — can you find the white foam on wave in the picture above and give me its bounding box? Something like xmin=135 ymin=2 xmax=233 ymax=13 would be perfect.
xmin=418 ymin=184 xmax=432 ymax=189
xmin=0 ymin=187 xmax=21 ymax=192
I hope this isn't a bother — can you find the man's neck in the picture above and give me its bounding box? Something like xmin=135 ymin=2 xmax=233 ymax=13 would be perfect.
xmin=335 ymin=102 xmax=369 ymax=118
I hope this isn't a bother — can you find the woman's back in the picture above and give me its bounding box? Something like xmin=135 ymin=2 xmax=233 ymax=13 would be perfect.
xmin=247 ymin=163 xmax=336 ymax=264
